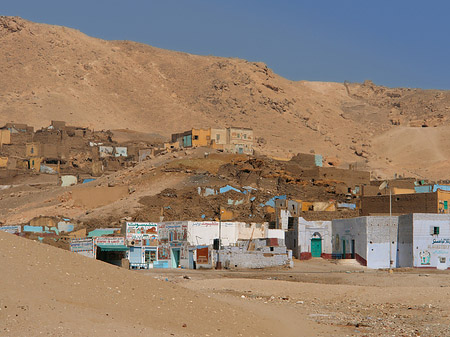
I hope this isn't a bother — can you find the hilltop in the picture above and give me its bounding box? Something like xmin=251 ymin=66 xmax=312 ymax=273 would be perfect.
xmin=2 ymin=16 xmax=450 ymax=179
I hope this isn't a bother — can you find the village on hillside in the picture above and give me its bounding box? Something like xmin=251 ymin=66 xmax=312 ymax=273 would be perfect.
xmin=1 ymin=120 xmax=450 ymax=271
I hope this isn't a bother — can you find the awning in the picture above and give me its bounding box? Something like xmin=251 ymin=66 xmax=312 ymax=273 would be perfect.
xmin=97 ymin=244 xmax=129 ymax=252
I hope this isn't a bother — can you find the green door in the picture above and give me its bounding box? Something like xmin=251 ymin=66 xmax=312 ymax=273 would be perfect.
xmin=311 ymin=239 xmax=322 ymax=257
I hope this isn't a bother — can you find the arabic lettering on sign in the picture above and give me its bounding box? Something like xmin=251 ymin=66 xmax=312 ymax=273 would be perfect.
xmin=429 ymin=244 xmax=450 ymax=250
xmin=432 ymin=238 xmax=450 ymax=245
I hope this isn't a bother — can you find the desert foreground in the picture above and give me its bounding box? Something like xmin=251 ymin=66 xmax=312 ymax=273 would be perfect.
xmin=1 ymin=230 xmax=449 ymax=337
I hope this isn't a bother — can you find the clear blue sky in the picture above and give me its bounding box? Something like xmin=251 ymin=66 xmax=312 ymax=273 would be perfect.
xmin=3 ymin=1 xmax=450 ymax=89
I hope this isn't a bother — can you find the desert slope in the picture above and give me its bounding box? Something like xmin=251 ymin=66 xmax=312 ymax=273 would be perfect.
xmin=0 ymin=230 xmax=319 ymax=336
xmin=2 ymin=16 xmax=450 ymax=178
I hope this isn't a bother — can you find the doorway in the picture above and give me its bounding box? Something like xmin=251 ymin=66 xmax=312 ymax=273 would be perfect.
xmin=171 ymin=248 xmax=180 ymax=268
xmin=351 ymin=240 xmax=355 ymax=259
xmin=342 ymin=239 xmax=346 ymax=259
xmin=311 ymin=238 xmax=322 ymax=257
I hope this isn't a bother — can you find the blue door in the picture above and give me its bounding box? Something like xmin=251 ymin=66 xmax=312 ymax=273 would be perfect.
xmin=311 ymin=239 xmax=322 ymax=257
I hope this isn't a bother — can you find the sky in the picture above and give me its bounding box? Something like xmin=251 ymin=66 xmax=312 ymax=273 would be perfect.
xmin=3 ymin=1 xmax=450 ymax=89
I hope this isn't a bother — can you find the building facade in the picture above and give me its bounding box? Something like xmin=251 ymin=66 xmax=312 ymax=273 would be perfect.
xmin=332 ymin=216 xmax=398 ymax=269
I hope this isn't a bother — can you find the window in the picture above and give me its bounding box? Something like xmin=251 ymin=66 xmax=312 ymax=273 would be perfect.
xmin=237 ymin=133 xmax=240 ymax=138
xmin=145 ymin=250 xmax=156 ymax=263
xmin=30 ymin=147 xmax=34 ymax=154
xmin=216 ymin=134 xmax=220 ymax=141
xmin=433 ymin=227 xmax=440 ymax=235
xmin=445 ymin=201 xmax=448 ymax=210
xmin=243 ymin=134 xmax=247 ymax=139
xmin=193 ymin=135 xmax=199 ymax=140
xmin=440 ymin=257 xmax=446 ymax=263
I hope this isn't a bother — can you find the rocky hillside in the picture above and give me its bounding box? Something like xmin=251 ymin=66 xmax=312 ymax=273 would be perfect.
xmin=2 ymin=16 xmax=450 ymax=179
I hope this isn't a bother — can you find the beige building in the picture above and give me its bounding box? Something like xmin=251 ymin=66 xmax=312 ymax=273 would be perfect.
xmin=210 ymin=128 xmax=227 ymax=149
xmin=224 ymin=127 xmax=254 ymax=155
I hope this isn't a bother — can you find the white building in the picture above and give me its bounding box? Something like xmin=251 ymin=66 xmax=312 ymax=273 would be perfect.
xmin=285 ymin=218 xmax=332 ymax=259
xmin=332 ymin=216 xmax=398 ymax=269
xmin=398 ymin=213 xmax=450 ymax=270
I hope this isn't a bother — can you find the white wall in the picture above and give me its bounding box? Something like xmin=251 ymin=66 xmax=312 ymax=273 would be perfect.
xmin=332 ymin=217 xmax=367 ymax=263
xmin=188 ymin=221 xmax=238 ymax=246
xmin=366 ymin=216 xmax=398 ymax=269
xmin=411 ymin=214 xmax=450 ymax=269
xmin=280 ymin=210 xmax=290 ymax=231
xmin=298 ymin=218 xmax=332 ymax=255
xmin=267 ymin=229 xmax=285 ymax=239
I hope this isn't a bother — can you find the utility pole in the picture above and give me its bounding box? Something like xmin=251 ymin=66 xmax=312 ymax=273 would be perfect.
xmin=219 ymin=206 xmax=222 ymax=250
xmin=389 ymin=185 xmax=392 ymax=269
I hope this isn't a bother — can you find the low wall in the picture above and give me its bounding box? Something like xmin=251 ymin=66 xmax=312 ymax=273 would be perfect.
xmin=218 ymin=246 xmax=292 ymax=269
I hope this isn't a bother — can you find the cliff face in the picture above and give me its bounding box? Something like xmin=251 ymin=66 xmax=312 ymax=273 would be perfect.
xmin=2 ymin=16 xmax=450 ymax=179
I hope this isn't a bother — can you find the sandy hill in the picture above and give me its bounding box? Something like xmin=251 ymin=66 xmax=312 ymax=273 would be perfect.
xmin=0 ymin=230 xmax=310 ymax=336
xmin=2 ymin=16 xmax=450 ymax=179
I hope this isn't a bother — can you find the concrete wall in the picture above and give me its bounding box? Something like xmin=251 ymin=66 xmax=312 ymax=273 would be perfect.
xmin=366 ymin=216 xmax=398 ymax=269
xmin=332 ymin=217 xmax=368 ymax=265
xmin=218 ymin=244 xmax=291 ymax=269
xmin=398 ymin=214 xmax=414 ymax=267
xmin=410 ymin=214 xmax=450 ymax=269
xmin=332 ymin=216 xmax=399 ymax=269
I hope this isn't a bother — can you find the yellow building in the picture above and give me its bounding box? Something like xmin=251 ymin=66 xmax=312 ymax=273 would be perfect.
xmin=192 ymin=128 xmax=211 ymax=147
xmin=26 ymin=142 xmax=41 ymax=157
xmin=29 ymin=157 xmax=43 ymax=171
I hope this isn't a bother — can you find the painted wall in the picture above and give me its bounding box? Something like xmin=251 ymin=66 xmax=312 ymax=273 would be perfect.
xmin=332 ymin=217 xmax=368 ymax=265
xmin=332 ymin=216 xmax=399 ymax=269
xmin=298 ymin=218 xmax=332 ymax=259
xmin=192 ymin=128 xmax=211 ymax=147
xmin=366 ymin=216 xmax=398 ymax=269
xmin=0 ymin=225 xmax=21 ymax=234
xmin=188 ymin=221 xmax=237 ymax=246
xmin=70 ymin=238 xmax=95 ymax=258
xmin=267 ymin=229 xmax=284 ymax=239
xmin=114 ymin=147 xmax=128 ymax=157
xmin=409 ymin=213 xmax=450 ymax=269
xmin=125 ymin=222 xmax=158 ymax=246
xmin=99 ymin=146 xmax=114 ymax=158
xmin=210 ymin=128 xmax=227 ymax=146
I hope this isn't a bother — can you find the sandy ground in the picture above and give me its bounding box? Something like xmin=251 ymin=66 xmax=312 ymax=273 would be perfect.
xmin=2 ymin=230 xmax=450 ymax=336
xmin=0 ymin=231 xmax=336 ymax=336
xmin=143 ymin=259 xmax=450 ymax=337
